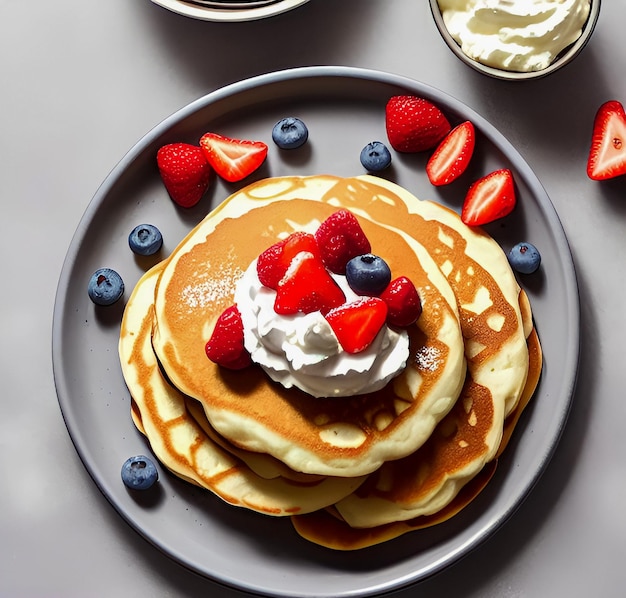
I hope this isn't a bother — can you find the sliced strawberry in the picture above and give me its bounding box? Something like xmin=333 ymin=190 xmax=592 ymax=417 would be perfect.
xmin=274 ymin=252 xmax=345 ymax=315
xmin=380 ymin=276 xmax=422 ymax=327
xmin=385 ymin=95 xmax=451 ymax=153
xmin=587 ymin=100 xmax=626 ymax=181
xmin=426 ymin=120 xmax=475 ymax=186
xmin=461 ymin=168 xmax=516 ymax=227
xmin=156 ymin=143 xmax=211 ymax=207
xmin=205 ymin=305 xmax=251 ymax=370
xmin=256 ymin=232 xmax=319 ymax=290
xmin=325 ymin=298 xmax=388 ymax=354
xmin=199 ymin=132 xmax=268 ymax=183
xmin=314 ymin=210 xmax=371 ymax=274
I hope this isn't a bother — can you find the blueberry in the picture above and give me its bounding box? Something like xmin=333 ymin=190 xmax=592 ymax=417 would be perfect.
xmin=360 ymin=141 xmax=392 ymax=172
xmin=87 ymin=268 xmax=124 ymax=306
xmin=121 ymin=455 xmax=158 ymax=491
xmin=272 ymin=117 xmax=309 ymax=149
xmin=508 ymin=242 xmax=541 ymax=274
xmin=128 ymin=223 xmax=163 ymax=256
xmin=345 ymin=254 xmax=392 ymax=296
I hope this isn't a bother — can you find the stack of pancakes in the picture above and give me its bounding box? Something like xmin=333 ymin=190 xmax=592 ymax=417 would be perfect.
xmin=119 ymin=174 xmax=542 ymax=550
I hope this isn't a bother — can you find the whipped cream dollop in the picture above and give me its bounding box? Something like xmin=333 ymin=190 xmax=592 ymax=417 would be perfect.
xmin=437 ymin=0 xmax=591 ymax=73
xmin=234 ymin=260 xmax=410 ymax=398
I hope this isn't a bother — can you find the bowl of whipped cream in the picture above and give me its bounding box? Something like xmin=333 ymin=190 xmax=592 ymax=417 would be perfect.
xmin=430 ymin=0 xmax=601 ymax=80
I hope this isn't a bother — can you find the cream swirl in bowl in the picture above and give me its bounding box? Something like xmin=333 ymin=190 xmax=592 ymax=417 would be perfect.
xmin=234 ymin=260 xmax=410 ymax=398
xmin=431 ymin=0 xmax=599 ymax=80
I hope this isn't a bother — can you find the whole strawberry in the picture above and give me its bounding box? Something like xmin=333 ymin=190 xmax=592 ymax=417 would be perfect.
xmin=205 ymin=305 xmax=251 ymax=370
xmin=385 ymin=95 xmax=451 ymax=153
xmin=380 ymin=276 xmax=422 ymax=327
xmin=157 ymin=143 xmax=211 ymax=208
xmin=314 ymin=210 xmax=371 ymax=274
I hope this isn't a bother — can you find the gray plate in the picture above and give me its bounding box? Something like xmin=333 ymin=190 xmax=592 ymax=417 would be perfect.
xmin=52 ymin=66 xmax=579 ymax=598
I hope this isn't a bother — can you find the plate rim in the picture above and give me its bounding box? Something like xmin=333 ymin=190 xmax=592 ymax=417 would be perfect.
xmin=52 ymin=65 xmax=580 ymax=597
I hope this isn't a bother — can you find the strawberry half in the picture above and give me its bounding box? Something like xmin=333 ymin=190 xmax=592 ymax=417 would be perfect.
xmin=199 ymin=132 xmax=268 ymax=183
xmin=274 ymin=252 xmax=345 ymax=315
xmin=156 ymin=142 xmax=211 ymax=208
xmin=205 ymin=305 xmax=251 ymax=370
xmin=587 ymin=100 xmax=626 ymax=181
xmin=385 ymin=95 xmax=451 ymax=153
xmin=380 ymin=276 xmax=422 ymax=327
xmin=426 ymin=120 xmax=475 ymax=186
xmin=256 ymin=232 xmax=319 ymax=290
xmin=461 ymin=168 xmax=516 ymax=227
xmin=314 ymin=210 xmax=371 ymax=274
xmin=325 ymin=297 xmax=388 ymax=354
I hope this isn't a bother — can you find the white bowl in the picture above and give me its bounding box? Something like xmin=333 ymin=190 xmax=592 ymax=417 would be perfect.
xmin=430 ymin=0 xmax=601 ymax=81
xmin=150 ymin=0 xmax=309 ymax=22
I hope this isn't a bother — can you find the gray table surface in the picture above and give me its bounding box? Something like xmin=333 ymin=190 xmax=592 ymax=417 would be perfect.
xmin=2 ymin=0 xmax=625 ymax=596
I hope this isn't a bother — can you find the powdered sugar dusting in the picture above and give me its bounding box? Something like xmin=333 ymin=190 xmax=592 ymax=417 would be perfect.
xmin=181 ymin=262 xmax=244 ymax=309
xmin=415 ymin=345 xmax=443 ymax=373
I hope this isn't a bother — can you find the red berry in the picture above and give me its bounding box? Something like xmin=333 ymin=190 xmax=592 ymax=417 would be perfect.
xmin=199 ymin=132 xmax=268 ymax=183
xmin=256 ymin=232 xmax=320 ymax=289
xmin=385 ymin=95 xmax=451 ymax=153
xmin=380 ymin=276 xmax=422 ymax=327
xmin=314 ymin=210 xmax=371 ymax=274
xmin=156 ymin=143 xmax=211 ymax=208
xmin=325 ymin=297 xmax=388 ymax=354
xmin=587 ymin=100 xmax=626 ymax=181
xmin=205 ymin=305 xmax=251 ymax=370
xmin=426 ymin=120 xmax=475 ymax=186
xmin=274 ymin=252 xmax=345 ymax=315
xmin=461 ymin=168 xmax=516 ymax=226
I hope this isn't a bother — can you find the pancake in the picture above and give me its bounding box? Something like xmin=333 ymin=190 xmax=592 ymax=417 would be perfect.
xmin=290 ymin=461 xmax=498 ymax=551
xmin=497 ymin=291 xmax=542 ymax=459
xmin=119 ymin=263 xmax=366 ymax=515
xmin=184 ymin=397 xmax=324 ymax=483
xmin=290 ymin=311 xmax=542 ymax=549
xmin=323 ymin=291 xmax=539 ymax=530
xmin=151 ymin=175 xmax=468 ymax=478
xmin=119 ymin=173 xmax=542 ymax=549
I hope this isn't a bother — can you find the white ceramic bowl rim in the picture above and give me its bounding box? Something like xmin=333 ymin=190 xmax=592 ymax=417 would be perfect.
xmin=150 ymin=0 xmax=309 ymax=22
